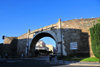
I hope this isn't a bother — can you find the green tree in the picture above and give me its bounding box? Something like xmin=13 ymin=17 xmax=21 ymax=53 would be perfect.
xmin=90 ymin=23 xmax=100 ymax=61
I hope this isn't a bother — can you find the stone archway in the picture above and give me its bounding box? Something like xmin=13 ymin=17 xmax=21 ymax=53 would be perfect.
xmin=29 ymin=31 xmax=57 ymax=57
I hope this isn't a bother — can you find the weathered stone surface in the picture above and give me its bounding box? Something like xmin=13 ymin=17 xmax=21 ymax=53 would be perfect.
xmin=2 ymin=37 xmax=18 ymax=58
xmin=3 ymin=17 xmax=100 ymax=57
xmin=4 ymin=37 xmax=17 ymax=44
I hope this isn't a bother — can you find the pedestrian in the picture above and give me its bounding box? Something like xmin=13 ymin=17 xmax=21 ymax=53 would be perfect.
xmin=49 ymin=55 xmax=52 ymax=62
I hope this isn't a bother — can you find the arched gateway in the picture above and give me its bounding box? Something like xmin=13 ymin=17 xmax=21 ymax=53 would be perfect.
xmin=30 ymin=31 xmax=57 ymax=56
xmin=17 ymin=19 xmax=67 ymax=57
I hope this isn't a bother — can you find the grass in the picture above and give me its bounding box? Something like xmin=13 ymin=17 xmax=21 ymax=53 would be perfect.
xmin=62 ymin=56 xmax=100 ymax=62
xmin=80 ymin=57 xmax=100 ymax=62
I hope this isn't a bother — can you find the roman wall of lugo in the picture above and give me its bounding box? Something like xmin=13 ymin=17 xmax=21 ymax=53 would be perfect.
xmin=4 ymin=17 xmax=100 ymax=57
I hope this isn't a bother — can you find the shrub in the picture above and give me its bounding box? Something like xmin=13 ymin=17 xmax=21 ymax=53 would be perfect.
xmin=90 ymin=23 xmax=100 ymax=59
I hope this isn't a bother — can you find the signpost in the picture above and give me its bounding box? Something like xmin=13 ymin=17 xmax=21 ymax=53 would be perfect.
xmin=70 ymin=42 xmax=78 ymax=50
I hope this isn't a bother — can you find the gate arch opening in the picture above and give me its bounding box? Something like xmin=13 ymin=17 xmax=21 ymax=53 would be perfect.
xmin=30 ymin=32 xmax=57 ymax=57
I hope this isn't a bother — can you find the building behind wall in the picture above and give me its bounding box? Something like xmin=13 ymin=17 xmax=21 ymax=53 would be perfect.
xmin=46 ymin=44 xmax=55 ymax=54
xmin=35 ymin=40 xmax=55 ymax=56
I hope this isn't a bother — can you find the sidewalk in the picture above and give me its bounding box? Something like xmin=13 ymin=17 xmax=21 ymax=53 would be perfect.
xmin=63 ymin=61 xmax=100 ymax=66
xmin=49 ymin=59 xmax=100 ymax=66
xmin=30 ymin=56 xmax=100 ymax=66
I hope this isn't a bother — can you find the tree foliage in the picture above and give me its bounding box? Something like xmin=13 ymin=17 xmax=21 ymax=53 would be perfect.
xmin=90 ymin=23 xmax=100 ymax=59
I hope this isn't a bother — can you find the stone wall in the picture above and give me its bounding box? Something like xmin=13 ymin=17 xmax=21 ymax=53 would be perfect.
xmin=3 ymin=37 xmax=18 ymax=58
xmin=62 ymin=18 xmax=100 ymax=57
xmin=3 ymin=17 xmax=100 ymax=58
xmin=4 ymin=37 xmax=17 ymax=44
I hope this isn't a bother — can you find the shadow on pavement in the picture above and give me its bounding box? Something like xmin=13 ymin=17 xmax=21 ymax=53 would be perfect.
xmin=0 ymin=58 xmax=98 ymax=67
xmin=0 ymin=59 xmax=76 ymax=67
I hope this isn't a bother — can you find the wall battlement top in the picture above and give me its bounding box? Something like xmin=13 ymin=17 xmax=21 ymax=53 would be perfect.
xmin=64 ymin=17 xmax=100 ymax=22
xmin=62 ymin=17 xmax=100 ymax=31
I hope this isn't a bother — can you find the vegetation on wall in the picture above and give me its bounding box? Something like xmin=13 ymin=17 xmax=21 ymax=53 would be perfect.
xmin=90 ymin=23 xmax=100 ymax=59
xmin=98 ymin=19 xmax=100 ymax=22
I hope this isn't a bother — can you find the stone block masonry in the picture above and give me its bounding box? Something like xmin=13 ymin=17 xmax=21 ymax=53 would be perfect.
xmin=3 ymin=17 xmax=100 ymax=58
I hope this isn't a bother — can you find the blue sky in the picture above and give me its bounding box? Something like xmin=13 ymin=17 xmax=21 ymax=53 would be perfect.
xmin=0 ymin=0 xmax=100 ymax=47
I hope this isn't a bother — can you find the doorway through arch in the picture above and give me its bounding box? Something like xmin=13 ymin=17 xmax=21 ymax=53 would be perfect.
xmin=30 ymin=32 xmax=57 ymax=57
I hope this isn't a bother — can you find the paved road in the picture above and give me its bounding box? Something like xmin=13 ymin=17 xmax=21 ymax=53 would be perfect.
xmin=0 ymin=59 xmax=99 ymax=67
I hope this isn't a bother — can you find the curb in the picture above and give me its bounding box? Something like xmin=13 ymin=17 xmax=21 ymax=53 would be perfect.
xmin=63 ymin=61 xmax=100 ymax=66
xmin=68 ymin=64 xmax=100 ymax=66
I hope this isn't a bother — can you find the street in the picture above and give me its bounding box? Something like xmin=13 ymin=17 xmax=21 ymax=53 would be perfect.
xmin=0 ymin=56 xmax=99 ymax=67
xmin=0 ymin=59 xmax=98 ymax=67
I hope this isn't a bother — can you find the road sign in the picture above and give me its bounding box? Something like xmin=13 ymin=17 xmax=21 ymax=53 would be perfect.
xmin=70 ymin=42 xmax=78 ymax=50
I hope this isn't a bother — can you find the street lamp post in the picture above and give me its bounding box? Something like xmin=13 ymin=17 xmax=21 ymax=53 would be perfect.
xmin=2 ymin=35 xmax=13 ymax=40
xmin=2 ymin=35 xmax=5 ymax=40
